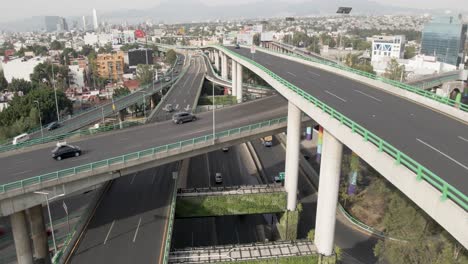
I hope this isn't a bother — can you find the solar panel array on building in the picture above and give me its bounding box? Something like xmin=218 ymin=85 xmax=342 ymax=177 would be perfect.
xmin=421 ymin=15 xmax=467 ymax=67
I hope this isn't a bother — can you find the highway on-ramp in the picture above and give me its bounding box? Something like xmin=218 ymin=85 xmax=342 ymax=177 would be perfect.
xmin=227 ymin=47 xmax=468 ymax=195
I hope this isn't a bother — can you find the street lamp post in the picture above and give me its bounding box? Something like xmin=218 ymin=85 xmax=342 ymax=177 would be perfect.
xmin=34 ymin=100 xmax=44 ymax=141
xmin=33 ymin=191 xmax=65 ymax=256
xmin=212 ymin=82 xmax=215 ymax=144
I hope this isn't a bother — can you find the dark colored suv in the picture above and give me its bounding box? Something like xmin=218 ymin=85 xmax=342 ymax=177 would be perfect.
xmin=172 ymin=112 xmax=196 ymax=124
xmin=52 ymin=142 xmax=82 ymax=161
xmin=47 ymin=121 xmax=60 ymax=131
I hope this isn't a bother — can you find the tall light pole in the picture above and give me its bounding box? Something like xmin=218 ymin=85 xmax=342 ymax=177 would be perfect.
xmin=51 ymin=63 xmax=60 ymax=122
xmin=212 ymin=82 xmax=215 ymax=144
xmin=33 ymin=191 xmax=65 ymax=256
xmin=34 ymin=100 xmax=44 ymax=140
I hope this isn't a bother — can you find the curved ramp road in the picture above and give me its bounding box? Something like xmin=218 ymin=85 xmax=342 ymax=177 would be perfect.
xmin=227 ymin=47 xmax=468 ymax=196
xmin=0 ymin=96 xmax=287 ymax=187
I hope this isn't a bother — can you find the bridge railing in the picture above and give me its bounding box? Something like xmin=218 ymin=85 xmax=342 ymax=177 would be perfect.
xmin=246 ymin=45 xmax=468 ymax=112
xmin=212 ymin=45 xmax=468 ymax=211
xmin=0 ymin=116 xmax=287 ymax=195
xmin=411 ymin=75 xmax=461 ymax=88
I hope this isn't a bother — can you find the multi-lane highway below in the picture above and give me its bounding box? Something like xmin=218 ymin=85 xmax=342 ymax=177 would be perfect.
xmin=227 ymin=47 xmax=468 ymax=195
xmin=172 ymin=145 xmax=270 ymax=248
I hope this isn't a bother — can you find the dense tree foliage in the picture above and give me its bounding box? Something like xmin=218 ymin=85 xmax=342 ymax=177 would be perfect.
xmin=404 ymin=46 xmax=417 ymax=59
xmin=165 ymin=49 xmax=177 ymax=65
xmin=17 ymin=45 xmax=49 ymax=57
xmin=344 ymin=53 xmax=375 ymax=74
xmin=97 ymin=43 xmax=113 ymax=54
xmin=120 ymin=43 xmax=140 ymax=52
xmin=30 ymin=62 xmax=69 ymax=89
xmin=50 ymin=40 xmax=64 ymax=50
xmin=60 ymin=48 xmax=78 ymax=65
xmin=136 ymin=64 xmax=154 ymax=86
xmin=0 ymin=71 xmax=7 ymax=91
xmin=113 ymin=86 xmax=131 ymax=99
xmin=253 ymin=33 xmax=261 ymax=46
xmin=8 ymin=79 xmax=34 ymax=94
xmin=384 ymin=58 xmax=406 ymax=81
xmin=0 ymin=87 xmax=72 ymax=141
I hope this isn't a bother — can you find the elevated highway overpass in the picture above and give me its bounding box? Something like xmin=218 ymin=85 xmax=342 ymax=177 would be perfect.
xmin=1 ymin=42 xmax=467 ymax=263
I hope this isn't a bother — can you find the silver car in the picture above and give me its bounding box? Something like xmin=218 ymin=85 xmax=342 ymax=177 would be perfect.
xmin=172 ymin=112 xmax=196 ymax=124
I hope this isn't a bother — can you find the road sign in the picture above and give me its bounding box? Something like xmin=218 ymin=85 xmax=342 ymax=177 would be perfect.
xmin=279 ymin=172 xmax=285 ymax=180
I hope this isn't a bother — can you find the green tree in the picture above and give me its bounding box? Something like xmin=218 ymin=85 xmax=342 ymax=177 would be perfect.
xmin=113 ymin=86 xmax=131 ymax=99
xmin=80 ymin=44 xmax=96 ymax=57
xmin=404 ymin=46 xmax=417 ymax=59
xmin=120 ymin=43 xmax=140 ymax=52
xmin=0 ymin=70 xmax=8 ymax=91
xmin=8 ymin=79 xmax=34 ymax=94
xmin=50 ymin=40 xmax=64 ymax=50
xmin=306 ymin=36 xmax=320 ymax=54
xmin=0 ymin=87 xmax=72 ymax=141
xmin=60 ymin=48 xmax=78 ymax=65
xmin=136 ymin=64 xmax=154 ymax=85
xmin=30 ymin=62 xmax=69 ymax=89
xmin=383 ymin=58 xmax=406 ymax=81
xmin=253 ymin=33 xmax=261 ymax=46
xmin=98 ymin=43 xmax=113 ymax=54
xmin=165 ymin=49 xmax=177 ymax=65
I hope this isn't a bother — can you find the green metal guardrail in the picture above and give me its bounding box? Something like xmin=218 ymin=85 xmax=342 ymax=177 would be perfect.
xmin=0 ymin=119 xmax=146 ymax=153
xmin=213 ymin=45 xmax=468 ymax=211
xmin=253 ymin=44 xmax=468 ymax=112
xmin=0 ymin=116 xmax=287 ymax=195
xmin=162 ymin=176 xmax=178 ymax=264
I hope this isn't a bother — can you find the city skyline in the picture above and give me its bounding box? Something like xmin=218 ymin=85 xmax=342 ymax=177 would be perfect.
xmin=1 ymin=0 xmax=468 ymax=24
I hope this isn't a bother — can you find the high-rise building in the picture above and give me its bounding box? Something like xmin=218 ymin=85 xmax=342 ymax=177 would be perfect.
xmin=371 ymin=35 xmax=406 ymax=62
xmin=421 ymin=15 xmax=467 ymax=67
xmin=82 ymin=16 xmax=87 ymax=31
xmin=93 ymin=9 xmax=99 ymax=31
xmin=44 ymin=16 xmax=68 ymax=32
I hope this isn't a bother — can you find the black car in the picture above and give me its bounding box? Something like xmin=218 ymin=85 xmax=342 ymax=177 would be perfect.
xmin=235 ymin=44 xmax=240 ymax=49
xmin=172 ymin=112 xmax=196 ymax=124
xmin=52 ymin=143 xmax=82 ymax=161
xmin=46 ymin=122 xmax=60 ymax=131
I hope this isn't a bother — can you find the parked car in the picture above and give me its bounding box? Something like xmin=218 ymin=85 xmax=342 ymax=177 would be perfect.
xmin=46 ymin=121 xmax=60 ymax=131
xmin=164 ymin=76 xmax=172 ymax=82
xmin=52 ymin=142 xmax=82 ymax=161
xmin=235 ymin=44 xmax=240 ymax=49
xmin=222 ymin=147 xmax=229 ymax=152
xmin=172 ymin=112 xmax=196 ymax=124
xmin=273 ymin=176 xmax=282 ymax=183
xmin=215 ymin=173 xmax=223 ymax=184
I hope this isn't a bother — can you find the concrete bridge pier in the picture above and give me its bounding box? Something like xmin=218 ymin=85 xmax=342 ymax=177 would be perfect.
xmin=118 ymin=109 xmax=125 ymax=129
xmin=232 ymin=60 xmax=238 ymax=96
xmin=221 ymin=53 xmax=228 ymax=79
xmin=11 ymin=210 xmax=34 ymax=264
xmin=314 ymin=129 xmax=343 ymax=256
xmin=284 ymin=101 xmax=301 ymax=210
xmin=27 ymin=205 xmax=50 ymax=264
xmin=214 ymin=51 xmax=220 ymax=72
xmin=236 ymin=62 xmax=243 ymax=103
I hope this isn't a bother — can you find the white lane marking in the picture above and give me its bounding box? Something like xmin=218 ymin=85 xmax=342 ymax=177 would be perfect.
xmin=12 ymin=170 xmax=32 ymax=176
xmin=175 ymin=104 xmax=179 ymax=109
xmin=458 ymin=136 xmax=468 ymax=143
xmin=416 ymin=138 xmax=468 ymax=171
xmin=325 ymin=90 xmax=347 ymax=102
xmin=184 ymin=99 xmax=186 ymax=103
xmin=308 ymin=71 xmax=320 ymax=77
xmin=130 ymin=174 xmax=136 ymax=184
xmin=287 ymin=71 xmax=297 ymax=77
xmin=103 ymin=220 xmax=115 ymax=245
xmin=133 ymin=218 xmax=142 ymax=242
xmin=353 ymin=89 xmax=382 ymax=102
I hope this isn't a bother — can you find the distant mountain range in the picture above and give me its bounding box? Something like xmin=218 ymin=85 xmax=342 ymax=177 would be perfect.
xmin=1 ymin=0 xmax=466 ymax=32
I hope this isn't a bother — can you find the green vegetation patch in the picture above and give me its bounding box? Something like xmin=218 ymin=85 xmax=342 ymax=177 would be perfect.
xmin=175 ymin=192 xmax=286 ymax=217
xmin=198 ymin=95 xmax=237 ymax=106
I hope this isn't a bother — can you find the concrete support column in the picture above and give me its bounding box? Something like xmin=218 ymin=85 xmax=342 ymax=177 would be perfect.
xmin=314 ymin=129 xmax=343 ymax=256
xmin=231 ymin=60 xmax=237 ymax=96
xmin=214 ymin=51 xmax=220 ymax=71
xmin=236 ymin=62 xmax=243 ymax=103
xmin=284 ymin=101 xmax=301 ymax=211
xmin=221 ymin=53 xmax=228 ymax=79
xmin=150 ymin=95 xmax=156 ymax=110
xmin=118 ymin=109 xmax=125 ymax=129
xmin=27 ymin=205 xmax=50 ymax=264
xmin=11 ymin=211 xmax=33 ymax=264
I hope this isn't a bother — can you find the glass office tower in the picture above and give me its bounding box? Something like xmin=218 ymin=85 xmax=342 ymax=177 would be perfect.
xmin=421 ymin=16 xmax=467 ymax=66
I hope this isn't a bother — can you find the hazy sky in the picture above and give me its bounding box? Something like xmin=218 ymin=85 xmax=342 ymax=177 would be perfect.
xmin=1 ymin=0 xmax=466 ymax=23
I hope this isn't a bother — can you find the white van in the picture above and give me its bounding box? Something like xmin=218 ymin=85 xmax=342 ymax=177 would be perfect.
xmin=12 ymin=133 xmax=30 ymax=145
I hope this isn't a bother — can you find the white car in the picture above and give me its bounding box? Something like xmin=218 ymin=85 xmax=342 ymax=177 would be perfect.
xmin=215 ymin=173 xmax=223 ymax=184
